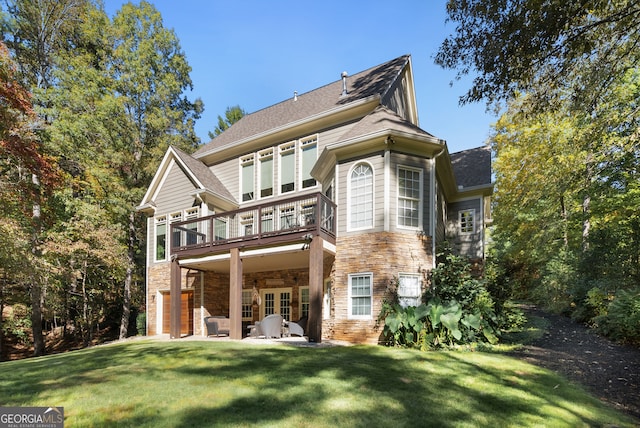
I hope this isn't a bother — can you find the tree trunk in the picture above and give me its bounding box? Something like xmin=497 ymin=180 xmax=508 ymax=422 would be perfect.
xmin=30 ymin=173 xmax=45 ymax=357
xmin=119 ymin=211 xmax=135 ymax=339
xmin=0 ymin=272 xmax=5 ymax=361
xmin=582 ymin=193 xmax=591 ymax=253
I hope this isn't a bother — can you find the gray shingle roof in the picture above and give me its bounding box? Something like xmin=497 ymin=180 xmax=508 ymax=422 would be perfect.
xmin=194 ymin=55 xmax=411 ymax=157
xmin=338 ymin=105 xmax=435 ymax=141
xmin=172 ymin=146 xmax=236 ymax=202
xmin=450 ymin=145 xmax=492 ymax=188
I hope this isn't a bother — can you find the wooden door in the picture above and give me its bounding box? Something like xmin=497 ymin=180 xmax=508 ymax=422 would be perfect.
xmin=162 ymin=291 xmax=194 ymax=335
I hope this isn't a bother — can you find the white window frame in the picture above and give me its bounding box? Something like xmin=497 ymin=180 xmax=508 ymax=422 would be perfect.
xmin=242 ymin=289 xmax=253 ymax=321
xmin=169 ymin=212 xmax=183 ymax=250
xmin=347 ymin=162 xmax=375 ymax=231
xmin=258 ymin=149 xmax=274 ymax=199
xmin=397 ymin=273 xmax=422 ymax=308
xmin=260 ymin=287 xmax=293 ymax=321
xmin=154 ymin=215 xmax=167 ymax=262
xmin=348 ymin=273 xmax=373 ymax=320
xmin=397 ymin=165 xmax=423 ymax=230
xmin=279 ymin=142 xmax=296 ymax=195
xmin=299 ymin=135 xmax=318 ymax=189
xmin=240 ymin=155 xmax=255 ymax=202
xmin=299 ymin=286 xmax=309 ymax=319
xmin=459 ymin=209 xmax=476 ymax=234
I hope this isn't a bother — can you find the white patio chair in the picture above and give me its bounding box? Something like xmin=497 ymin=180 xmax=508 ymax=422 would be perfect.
xmin=288 ymin=321 xmax=304 ymax=337
xmin=259 ymin=314 xmax=283 ymax=339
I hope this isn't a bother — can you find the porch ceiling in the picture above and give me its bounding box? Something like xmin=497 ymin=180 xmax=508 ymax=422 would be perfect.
xmin=178 ymin=242 xmax=333 ymax=274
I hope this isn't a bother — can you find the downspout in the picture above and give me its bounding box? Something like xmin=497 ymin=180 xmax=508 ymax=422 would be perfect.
xmin=430 ymin=142 xmax=447 ymax=269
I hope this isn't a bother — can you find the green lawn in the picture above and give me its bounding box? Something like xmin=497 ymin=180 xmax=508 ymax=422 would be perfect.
xmin=0 ymin=339 xmax=636 ymax=427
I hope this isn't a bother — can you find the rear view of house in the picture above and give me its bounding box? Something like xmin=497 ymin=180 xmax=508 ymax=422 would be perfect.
xmin=136 ymin=55 xmax=492 ymax=343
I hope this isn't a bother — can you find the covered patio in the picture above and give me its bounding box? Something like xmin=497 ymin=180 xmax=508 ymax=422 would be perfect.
xmin=167 ymin=192 xmax=336 ymax=343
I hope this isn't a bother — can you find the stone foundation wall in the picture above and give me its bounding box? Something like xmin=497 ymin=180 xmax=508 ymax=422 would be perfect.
xmin=325 ymin=231 xmax=432 ymax=344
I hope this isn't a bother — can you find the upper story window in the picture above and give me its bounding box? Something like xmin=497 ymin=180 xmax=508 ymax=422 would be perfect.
xmin=300 ymin=135 xmax=317 ymax=189
xmin=154 ymin=208 xmax=200 ymax=261
xmin=348 ymin=273 xmax=372 ymax=319
xmin=459 ymin=209 xmax=476 ymax=234
xmin=259 ymin=149 xmax=273 ymax=198
xmin=397 ymin=166 xmax=422 ymax=229
xmin=349 ymin=162 xmax=374 ymax=230
xmin=154 ymin=216 xmax=167 ymax=262
xmin=185 ymin=208 xmax=199 ymax=246
xmin=241 ymin=155 xmax=255 ymax=202
xmin=279 ymin=142 xmax=296 ymax=194
xmin=170 ymin=212 xmax=183 ymax=248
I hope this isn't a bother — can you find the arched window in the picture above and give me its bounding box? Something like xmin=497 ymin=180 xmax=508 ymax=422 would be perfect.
xmin=349 ymin=163 xmax=374 ymax=230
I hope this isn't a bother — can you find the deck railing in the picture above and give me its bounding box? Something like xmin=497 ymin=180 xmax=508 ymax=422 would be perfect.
xmin=170 ymin=192 xmax=336 ymax=255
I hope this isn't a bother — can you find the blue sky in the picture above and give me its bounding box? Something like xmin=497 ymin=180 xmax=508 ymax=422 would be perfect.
xmin=104 ymin=1 xmax=496 ymax=154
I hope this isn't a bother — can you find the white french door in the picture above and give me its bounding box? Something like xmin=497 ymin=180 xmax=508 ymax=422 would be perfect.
xmin=260 ymin=288 xmax=292 ymax=321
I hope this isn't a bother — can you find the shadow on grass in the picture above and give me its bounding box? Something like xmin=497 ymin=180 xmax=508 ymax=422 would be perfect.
xmin=0 ymin=340 xmax=635 ymax=427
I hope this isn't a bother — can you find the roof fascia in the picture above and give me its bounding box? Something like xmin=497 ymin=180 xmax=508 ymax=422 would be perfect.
xmin=195 ymin=96 xmax=380 ymax=164
xmin=191 ymin=189 xmax=238 ymax=212
xmin=402 ymin=57 xmax=419 ymax=126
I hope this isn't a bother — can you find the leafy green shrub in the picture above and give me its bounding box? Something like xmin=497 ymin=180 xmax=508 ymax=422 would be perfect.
xmin=595 ymin=290 xmax=640 ymax=345
xmin=2 ymin=304 xmax=32 ymax=345
xmin=380 ymin=298 xmax=498 ymax=349
xmin=136 ymin=312 xmax=146 ymax=336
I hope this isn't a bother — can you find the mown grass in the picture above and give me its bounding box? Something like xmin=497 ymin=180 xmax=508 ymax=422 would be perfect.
xmin=0 ymin=337 xmax=637 ymax=427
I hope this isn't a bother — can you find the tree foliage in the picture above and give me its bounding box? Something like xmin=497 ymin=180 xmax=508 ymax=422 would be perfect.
xmin=208 ymin=105 xmax=245 ymax=139
xmin=0 ymin=0 xmax=202 ymax=357
xmin=436 ymin=0 xmax=640 ymax=108
xmin=438 ymin=1 xmax=640 ymax=343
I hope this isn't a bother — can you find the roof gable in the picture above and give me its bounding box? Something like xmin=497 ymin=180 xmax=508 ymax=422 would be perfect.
xmin=194 ymin=55 xmax=411 ymax=159
xmin=137 ymin=146 xmax=236 ymax=214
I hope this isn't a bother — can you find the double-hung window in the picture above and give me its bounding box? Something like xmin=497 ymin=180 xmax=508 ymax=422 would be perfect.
xmin=459 ymin=209 xmax=475 ymax=234
xmin=349 ymin=163 xmax=374 ymax=230
xmin=397 ymin=166 xmax=422 ymax=229
xmin=349 ymin=273 xmax=372 ymax=319
xmin=279 ymin=142 xmax=296 ymax=194
xmin=299 ymin=286 xmax=309 ymax=318
xmin=300 ymin=136 xmax=317 ymax=189
xmin=242 ymin=290 xmax=253 ymax=321
xmin=398 ymin=274 xmax=421 ymax=308
xmin=241 ymin=155 xmax=255 ymax=202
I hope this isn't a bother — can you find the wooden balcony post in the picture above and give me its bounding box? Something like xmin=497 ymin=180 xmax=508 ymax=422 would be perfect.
xmin=229 ymin=247 xmax=243 ymax=339
xmin=170 ymin=255 xmax=181 ymax=339
xmin=308 ymin=236 xmax=324 ymax=343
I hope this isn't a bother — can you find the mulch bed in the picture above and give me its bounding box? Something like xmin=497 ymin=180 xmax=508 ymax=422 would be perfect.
xmin=510 ymin=306 xmax=640 ymax=421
